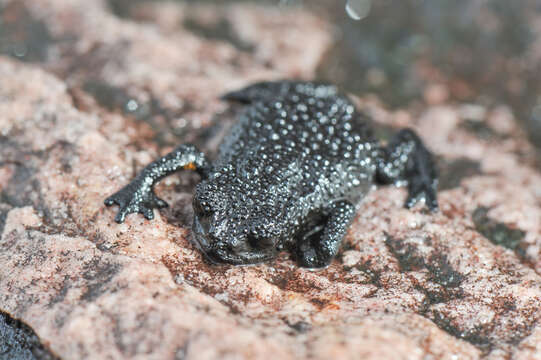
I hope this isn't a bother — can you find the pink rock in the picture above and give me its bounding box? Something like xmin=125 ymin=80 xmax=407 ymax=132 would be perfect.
xmin=0 ymin=1 xmax=540 ymax=359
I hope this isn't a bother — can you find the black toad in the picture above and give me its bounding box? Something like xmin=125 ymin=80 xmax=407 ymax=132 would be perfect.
xmin=105 ymin=81 xmax=438 ymax=268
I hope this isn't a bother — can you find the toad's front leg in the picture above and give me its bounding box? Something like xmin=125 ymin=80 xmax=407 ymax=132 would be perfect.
xmin=105 ymin=144 xmax=210 ymax=223
xmin=296 ymin=201 xmax=357 ymax=268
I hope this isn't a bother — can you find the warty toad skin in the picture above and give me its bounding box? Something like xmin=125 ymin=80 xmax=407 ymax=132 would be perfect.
xmin=105 ymin=81 xmax=438 ymax=268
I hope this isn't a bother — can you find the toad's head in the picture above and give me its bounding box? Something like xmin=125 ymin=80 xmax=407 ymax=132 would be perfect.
xmin=191 ymin=175 xmax=288 ymax=265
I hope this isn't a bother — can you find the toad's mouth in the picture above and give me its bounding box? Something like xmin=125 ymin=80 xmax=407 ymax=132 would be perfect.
xmin=191 ymin=215 xmax=276 ymax=265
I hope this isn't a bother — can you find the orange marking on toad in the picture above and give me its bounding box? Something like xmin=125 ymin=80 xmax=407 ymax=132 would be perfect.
xmin=184 ymin=162 xmax=196 ymax=170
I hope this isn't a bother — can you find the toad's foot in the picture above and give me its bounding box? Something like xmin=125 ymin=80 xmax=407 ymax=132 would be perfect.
xmin=105 ymin=180 xmax=168 ymax=223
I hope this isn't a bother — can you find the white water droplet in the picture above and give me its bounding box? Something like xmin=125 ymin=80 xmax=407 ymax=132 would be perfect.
xmin=125 ymin=99 xmax=139 ymax=112
xmin=345 ymin=0 xmax=372 ymax=21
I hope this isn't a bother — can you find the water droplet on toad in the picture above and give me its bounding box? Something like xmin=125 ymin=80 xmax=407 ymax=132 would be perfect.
xmin=345 ymin=0 xmax=372 ymax=21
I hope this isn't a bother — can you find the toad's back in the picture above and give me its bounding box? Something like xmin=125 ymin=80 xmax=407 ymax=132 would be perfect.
xmin=215 ymin=81 xmax=380 ymax=212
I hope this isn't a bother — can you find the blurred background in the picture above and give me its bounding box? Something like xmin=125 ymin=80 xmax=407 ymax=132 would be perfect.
xmin=1 ymin=0 xmax=540 ymax=156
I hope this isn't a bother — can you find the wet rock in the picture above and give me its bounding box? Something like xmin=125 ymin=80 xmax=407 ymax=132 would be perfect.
xmin=315 ymin=0 xmax=541 ymax=159
xmin=183 ymin=17 xmax=255 ymax=53
xmin=0 ymin=311 xmax=59 ymax=360
xmin=0 ymin=2 xmax=54 ymax=62
xmin=0 ymin=1 xmax=540 ymax=360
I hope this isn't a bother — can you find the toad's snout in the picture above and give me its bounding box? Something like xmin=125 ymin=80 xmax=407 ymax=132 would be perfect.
xmin=191 ymin=215 xmax=277 ymax=265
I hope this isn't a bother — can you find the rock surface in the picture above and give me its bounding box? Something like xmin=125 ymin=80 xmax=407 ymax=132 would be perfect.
xmin=1 ymin=1 xmax=540 ymax=359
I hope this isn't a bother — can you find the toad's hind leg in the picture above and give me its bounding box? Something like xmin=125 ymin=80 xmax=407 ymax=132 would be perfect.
xmin=296 ymin=201 xmax=356 ymax=268
xmin=105 ymin=144 xmax=210 ymax=223
xmin=375 ymin=128 xmax=438 ymax=210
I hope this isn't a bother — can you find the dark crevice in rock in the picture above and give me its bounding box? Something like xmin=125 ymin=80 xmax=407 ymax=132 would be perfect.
xmin=383 ymin=235 xmax=496 ymax=350
xmin=0 ymin=135 xmax=103 ymax=251
xmin=385 ymin=235 xmax=463 ymax=292
xmin=369 ymin=122 xmax=402 ymax=144
xmin=107 ymin=0 xmax=254 ymax=55
xmin=459 ymin=120 xmax=503 ymax=142
xmin=160 ymin=195 xmax=195 ymax=228
xmin=183 ymin=17 xmax=255 ymax=53
xmin=24 ymin=206 xmax=87 ymax=240
xmin=82 ymin=81 xmax=135 ymax=113
xmin=0 ymin=203 xmax=12 ymax=237
xmin=266 ymin=267 xmax=325 ymax=294
xmin=385 ymin=233 xmax=539 ymax=356
xmin=425 ymin=253 xmax=464 ymax=288
xmin=472 ymin=207 xmax=529 ymax=265
xmin=429 ymin=311 xmax=493 ymax=354
xmin=107 ymin=0 xmax=146 ymax=19
xmin=80 ymin=257 xmax=122 ymax=302
xmin=0 ymin=163 xmax=39 ymax=209
xmin=111 ymin=313 xmax=132 ymax=356
xmin=437 ymin=157 xmax=483 ymax=191
xmin=174 ymin=331 xmax=208 ymax=360
xmin=47 ymin=275 xmax=71 ymax=308
xmin=0 ymin=2 xmax=55 ymax=62
xmin=472 ymin=207 xmax=526 ymax=252
xmin=81 ymin=79 xmax=221 ymax=150
xmin=0 ymin=310 xmax=61 ymax=360
xmin=350 ymin=260 xmax=384 ymax=289
xmin=174 ymin=342 xmax=189 ymax=360
xmin=56 ymin=41 xmax=131 ymax=83
xmin=0 ymin=138 xmax=43 ymax=234
xmin=385 ymin=236 xmax=426 ymax=272
xmin=285 ymin=320 xmax=312 ymax=334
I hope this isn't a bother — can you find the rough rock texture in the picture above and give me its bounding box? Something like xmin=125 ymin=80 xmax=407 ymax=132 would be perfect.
xmin=0 ymin=1 xmax=540 ymax=359
xmin=0 ymin=311 xmax=59 ymax=360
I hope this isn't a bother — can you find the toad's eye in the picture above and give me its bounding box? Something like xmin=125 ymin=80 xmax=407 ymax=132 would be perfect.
xmin=193 ymin=198 xmax=212 ymax=217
